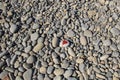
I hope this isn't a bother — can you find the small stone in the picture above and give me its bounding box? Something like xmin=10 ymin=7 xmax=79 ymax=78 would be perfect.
xmin=23 ymin=69 xmax=33 ymax=80
xmin=112 ymin=51 xmax=119 ymax=57
xmin=110 ymin=44 xmax=117 ymax=51
xmin=39 ymin=67 xmax=46 ymax=74
xmin=76 ymin=58 xmax=84 ymax=64
xmin=79 ymin=63 xmax=85 ymax=72
xmin=26 ymin=55 xmax=36 ymax=64
xmin=52 ymin=37 xmax=59 ymax=47
xmin=110 ymin=28 xmax=120 ymax=36
xmin=96 ymin=73 xmax=106 ymax=79
xmin=0 ymin=30 xmax=4 ymax=37
xmin=80 ymin=36 xmax=87 ymax=45
xmin=67 ymin=77 xmax=77 ymax=80
xmin=15 ymin=76 xmax=22 ymax=80
xmin=99 ymin=0 xmax=105 ymax=5
xmin=14 ymin=61 xmax=19 ymax=68
xmin=117 ymin=44 xmax=120 ymax=50
xmin=32 ymin=23 xmax=40 ymax=29
xmin=53 ymin=76 xmax=62 ymax=80
xmin=84 ymin=30 xmax=92 ymax=37
xmin=67 ymin=29 xmax=75 ymax=37
xmin=47 ymin=66 xmax=54 ymax=74
xmin=0 ymin=71 xmax=8 ymax=79
xmin=10 ymin=55 xmax=17 ymax=65
xmin=100 ymin=55 xmax=109 ymax=60
xmin=87 ymin=10 xmax=96 ymax=18
xmin=103 ymin=39 xmax=111 ymax=46
xmin=10 ymin=23 xmax=18 ymax=33
xmin=60 ymin=40 xmax=69 ymax=47
xmin=68 ymin=48 xmax=75 ymax=57
xmin=30 ymin=32 xmax=39 ymax=41
xmin=37 ymin=74 xmax=44 ymax=80
xmin=33 ymin=42 xmax=44 ymax=52
xmin=24 ymin=46 xmax=32 ymax=53
xmin=54 ymin=68 xmax=64 ymax=76
xmin=64 ymin=69 xmax=73 ymax=78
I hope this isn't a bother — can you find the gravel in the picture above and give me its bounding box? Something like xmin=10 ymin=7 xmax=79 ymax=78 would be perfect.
xmin=0 ymin=0 xmax=120 ymax=80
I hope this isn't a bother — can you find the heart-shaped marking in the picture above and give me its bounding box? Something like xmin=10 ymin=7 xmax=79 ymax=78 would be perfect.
xmin=62 ymin=40 xmax=68 ymax=45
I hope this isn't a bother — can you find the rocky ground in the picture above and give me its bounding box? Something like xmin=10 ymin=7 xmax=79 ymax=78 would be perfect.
xmin=0 ymin=0 xmax=120 ymax=80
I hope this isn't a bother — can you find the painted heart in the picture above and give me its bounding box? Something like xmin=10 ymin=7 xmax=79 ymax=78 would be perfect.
xmin=62 ymin=40 xmax=68 ymax=45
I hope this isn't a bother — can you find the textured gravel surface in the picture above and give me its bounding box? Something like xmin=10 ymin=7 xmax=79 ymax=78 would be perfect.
xmin=0 ymin=0 xmax=120 ymax=80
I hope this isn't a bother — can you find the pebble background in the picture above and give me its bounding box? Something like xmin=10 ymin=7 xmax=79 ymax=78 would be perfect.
xmin=0 ymin=0 xmax=120 ymax=80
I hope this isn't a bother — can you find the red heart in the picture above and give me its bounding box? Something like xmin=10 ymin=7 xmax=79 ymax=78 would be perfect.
xmin=62 ymin=40 xmax=68 ymax=45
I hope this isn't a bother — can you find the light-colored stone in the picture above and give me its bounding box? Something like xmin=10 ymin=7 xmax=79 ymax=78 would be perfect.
xmin=26 ymin=55 xmax=36 ymax=64
xmin=96 ymin=73 xmax=106 ymax=79
xmin=10 ymin=23 xmax=18 ymax=33
xmin=33 ymin=42 xmax=44 ymax=52
xmin=64 ymin=69 xmax=73 ymax=78
xmin=84 ymin=30 xmax=92 ymax=37
xmin=67 ymin=29 xmax=75 ymax=37
xmin=32 ymin=23 xmax=40 ymax=29
xmin=52 ymin=37 xmax=58 ymax=47
xmin=76 ymin=58 xmax=84 ymax=64
xmin=23 ymin=69 xmax=33 ymax=80
xmin=100 ymin=55 xmax=109 ymax=60
xmin=30 ymin=33 xmax=39 ymax=41
xmin=80 ymin=36 xmax=87 ymax=45
xmin=39 ymin=67 xmax=46 ymax=74
xmin=103 ymin=39 xmax=111 ymax=46
xmin=110 ymin=27 xmax=120 ymax=36
xmin=54 ymin=68 xmax=64 ymax=76
xmin=68 ymin=48 xmax=75 ymax=57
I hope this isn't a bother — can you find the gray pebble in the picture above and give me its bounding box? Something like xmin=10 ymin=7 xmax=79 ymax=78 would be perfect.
xmin=26 ymin=55 xmax=36 ymax=64
xmin=10 ymin=23 xmax=18 ymax=33
xmin=110 ymin=44 xmax=117 ymax=51
xmin=23 ymin=69 xmax=33 ymax=80
xmin=0 ymin=51 xmax=8 ymax=58
xmin=54 ymin=68 xmax=64 ymax=76
xmin=64 ymin=69 xmax=73 ymax=78
xmin=25 ymin=46 xmax=32 ymax=53
xmin=84 ymin=30 xmax=92 ymax=37
xmin=67 ymin=77 xmax=77 ymax=80
xmin=112 ymin=51 xmax=119 ymax=57
xmin=30 ymin=32 xmax=39 ymax=41
xmin=10 ymin=55 xmax=17 ymax=65
xmin=103 ymin=39 xmax=111 ymax=46
xmin=110 ymin=27 xmax=120 ymax=36
xmin=0 ymin=71 xmax=8 ymax=79
xmin=47 ymin=66 xmax=54 ymax=74
xmin=117 ymin=44 xmax=120 ymax=50
xmin=37 ymin=74 xmax=44 ymax=80
xmin=32 ymin=23 xmax=40 ymax=29
xmin=67 ymin=29 xmax=75 ymax=37
xmin=79 ymin=63 xmax=85 ymax=72
xmin=53 ymin=76 xmax=62 ymax=80
xmin=15 ymin=76 xmax=23 ymax=80
xmin=100 ymin=55 xmax=109 ymax=60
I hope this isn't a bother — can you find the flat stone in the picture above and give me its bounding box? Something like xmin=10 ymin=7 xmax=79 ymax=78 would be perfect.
xmin=67 ymin=29 xmax=75 ymax=37
xmin=79 ymin=63 xmax=85 ymax=72
xmin=76 ymin=58 xmax=84 ymax=64
xmin=80 ymin=36 xmax=87 ymax=45
xmin=10 ymin=23 xmax=18 ymax=33
xmin=100 ymin=55 xmax=109 ymax=60
xmin=0 ymin=71 xmax=8 ymax=79
xmin=87 ymin=10 xmax=96 ymax=18
xmin=103 ymin=39 xmax=111 ymax=46
xmin=15 ymin=76 xmax=22 ymax=80
xmin=96 ymin=73 xmax=106 ymax=79
xmin=67 ymin=77 xmax=77 ymax=80
xmin=32 ymin=23 xmax=40 ymax=29
xmin=117 ymin=44 xmax=120 ymax=50
xmin=30 ymin=32 xmax=39 ymax=41
xmin=52 ymin=37 xmax=59 ymax=47
xmin=53 ymin=76 xmax=62 ymax=80
xmin=68 ymin=48 xmax=75 ymax=57
xmin=84 ymin=30 xmax=92 ymax=37
xmin=112 ymin=51 xmax=119 ymax=57
xmin=47 ymin=66 xmax=54 ymax=74
xmin=24 ymin=46 xmax=32 ymax=53
xmin=26 ymin=55 xmax=36 ymax=64
xmin=23 ymin=69 xmax=33 ymax=80
xmin=37 ymin=74 xmax=44 ymax=80
xmin=33 ymin=42 xmax=44 ymax=52
xmin=54 ymin=68 xmax=64 ymax=76
xmin=110 ymin=27 xmax=120 ymax=36
xmin=64 ymin=69 xmax=73 ymax=78
xmin=110 ymin=44 xmax=117 ymax=51
xmin=99 ymin=0 xmax=105 ymax=5
xmin=10 ymin=55 xmax=17 ymax=65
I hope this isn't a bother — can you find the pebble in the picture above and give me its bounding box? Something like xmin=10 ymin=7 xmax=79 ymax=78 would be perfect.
xmin=23 ymin=69 xmax=33 ymax=80
xmin=0 ymin=71 xmax=8 ymax=79
xmin=68 ymin=48 xmax=75 ymax=57
xmin=103 ymin=39 xmax=111 ymax=46
xmin=10 ymin=55 xmax=17 ymax=65
xmin=64 ymin=69 xmax=73 ymax=78
xmin=96 ymin=73 xmax=106 ymax=79
xmin=10 ymin=23 xmax=18 ymax=33
xmin=76 ymin=58 xmax=84 ymax=64
xmin=67 ymin=77 xmax=77 ymax=80
xmin=110 ymin=27 xmax=120 ymax=36
xmin=15 ymin=76 xmax=23 ymax=80
xmin=30 ymin=32 xmax=39 ymax=41
xmin=84 ymin=30 xmax=93 ymax=37
xmin=99 ymin=0 xmax=105 ymax=5
xmin=112 ymin=51 xmax=119 ymax=57
xmin=32 ymin=23 xmax=40 ymax=29
xmin=100 ymin=55 xmax=109 ymax=60
xmin=67 ymin=29 xmax=75 ymax=37
xmin=47 ymin=66 xmax=54 ymax=74
xmin=39 ymin=67 xmax=46 ymax=74
xmin=60 ymin=40 xmax=69 ymax=47
xmin=33 ymin=42 xmax=44 ymax=52
xmin=110 ymin=44 xmax=117 ymax=51
xmin=54 ymin=68 xmax=64 ymax=76
xmin=53 ymin=76 xmax=62 ymax=80
xmin=37 ymin=74 xmax=44 ymax=80
xmin=52 ymin=37 xmax=59 ymax=47
xmin=79 ymin=63 xmax=85 ymax=72
xmin=0 ymin=51 xmax=8 ymax=58
xmin=24 ymin=46 xmax=32 ymax=53
xmin=80 ymin=36 xmax=87 ymax=45
xmin=26 ymin=55 xmax=36 ymax=64
xmin=117 ymin=44 xmax=120 ymax=50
